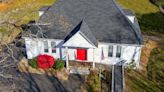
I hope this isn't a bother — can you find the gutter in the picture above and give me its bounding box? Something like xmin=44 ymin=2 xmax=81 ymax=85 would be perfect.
xmin=99 ymin=42 xmax=144 ymax=47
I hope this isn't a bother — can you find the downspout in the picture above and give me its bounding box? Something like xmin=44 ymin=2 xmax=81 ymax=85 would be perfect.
xmin=65 ymin=47 xmax=69 ymax=69
xmin=93 ymin=48 xmax=95 ymax=69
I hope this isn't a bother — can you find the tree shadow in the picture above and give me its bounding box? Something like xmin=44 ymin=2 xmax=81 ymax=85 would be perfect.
xmin=46 ymin=75 xmax=68 ymax=92
xmin=21 ymin=73 xmax=67 ymax=92
xmin=136 ymin=12 xmax=164 ymax=35
xmin=21 ymin=73 xmax=42 ymax=92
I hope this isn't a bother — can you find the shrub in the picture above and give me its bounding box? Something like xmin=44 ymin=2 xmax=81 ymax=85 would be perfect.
xmin=29 ymin=57 xmax=38 ymax=69
xmin=37 ymin=54 xmax=55 ymax=69
xmin=147 ymin=47 xmax=164 ymax=91
xmin=86 ymin=70 xmax=100 ymax=92
xmin=53 ymin=59 xmax=65 ymax=70
xmin=102 ymin=70 xmax=111 ymax=84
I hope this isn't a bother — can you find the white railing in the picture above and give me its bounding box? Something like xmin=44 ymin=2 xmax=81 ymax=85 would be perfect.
xmin=111 ymin=65 xmax=115 ymax=92
xmin=111 ymin=60 xmax=126 ymax=92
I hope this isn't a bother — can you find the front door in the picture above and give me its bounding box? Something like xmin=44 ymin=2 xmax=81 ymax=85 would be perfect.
xmin=77 ymin=49 xmax=87 ymax=60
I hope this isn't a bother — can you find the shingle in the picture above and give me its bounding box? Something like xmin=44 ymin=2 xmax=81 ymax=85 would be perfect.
xmin=123 ymin=9 xmax=135 ymax=16
xmin=79 ymin=21 xmax=98 ymax=46
xmin=26 ymin=0 xmax=143 ymax=45
xmin=39 ymin=6 xmax=51 ymax=11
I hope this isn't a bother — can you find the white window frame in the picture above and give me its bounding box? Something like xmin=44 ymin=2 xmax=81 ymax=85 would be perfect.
xmin=108 ymin=45 xmax=113 ymax=57
xmin=43 ymin=40 xmax=49 ymax=53
xmin=116 ymin=46 xmax=121 ymax=58
xmin=51 ymin=41 xmax=56 ymax=53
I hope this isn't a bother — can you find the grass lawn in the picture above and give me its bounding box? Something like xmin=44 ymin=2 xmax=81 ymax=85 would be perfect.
xmin=147 ymin=47 xmax=164 ymax=91
xmin=0 ymin=0 xmax=54 ymax=43
xmin=125 ymin=70 xmax=160 ymax=92
xmin=125 ymin=47 xmax=164 ymax=92
xmin=0 ymin=0 xmax=54 ymax=25
xmin=117 ymin=0 xmax=164 ymax=36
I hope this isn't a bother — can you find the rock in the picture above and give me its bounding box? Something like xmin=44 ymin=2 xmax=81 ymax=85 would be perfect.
xmin=54 ymin=69 xmax=69 ymax=81
xmin=17 ymin=57 xmax=29 ymax=73
xmin=18 ymin=57 xmax=70 ymax=79
xmin=18 ymin=57 xmax=45 ymax=74
xmin=38 ymin=68 xmax=46 ymax=74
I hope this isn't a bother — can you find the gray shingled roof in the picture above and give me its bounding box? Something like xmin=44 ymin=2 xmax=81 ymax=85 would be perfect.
xmin=79 ymin=21 xmax=98 ymax=46
xmin=39 ymin=6 xmax=51 ymax=11
xmin=27 ymin=0 xmax=143 ymax=45
xmin=123 ymin=9 xmax=134 ymax=16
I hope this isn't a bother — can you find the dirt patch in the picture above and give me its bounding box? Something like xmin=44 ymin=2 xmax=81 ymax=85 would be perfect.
xmin=0 ymin=3 xmax=8 ymax=11
xmin=140 ymin=35 xmax=161 ymax=72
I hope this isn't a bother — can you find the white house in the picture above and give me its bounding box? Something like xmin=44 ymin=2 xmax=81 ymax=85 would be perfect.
xmin=22 ymin=0 xmax=143 ymax=68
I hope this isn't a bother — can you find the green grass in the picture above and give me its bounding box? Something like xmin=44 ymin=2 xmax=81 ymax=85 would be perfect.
xmin=117 ymin=0 xmax=164 ymax=36
xmin=125 ymin=70 xmax=160 ymax=92
xmin=0 ymin=0 xmax=54 ymax=25
xmin=116 ymin=0 xmax=159 ymax=14
xmin=0 ymin=0 xmax=54 ymax=43
xmin=147 ymin=47 xmax=164 ymax=91
xmin=125 ymin=47 xmax=164 ymax=92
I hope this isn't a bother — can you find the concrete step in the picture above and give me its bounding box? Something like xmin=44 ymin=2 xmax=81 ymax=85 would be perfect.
xmin=69 ymin=69 xmax=90 ymax=75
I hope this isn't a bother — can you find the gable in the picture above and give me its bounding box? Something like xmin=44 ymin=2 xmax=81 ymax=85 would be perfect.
xmin=63 ymin=31 xmax=96 ymax=48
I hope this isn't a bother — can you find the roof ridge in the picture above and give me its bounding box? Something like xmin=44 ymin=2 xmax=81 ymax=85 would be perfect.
xmin=79 ymin=20 xmax=98 ymax=46
xmin=63 ymin=21 xmax=83 ymax=43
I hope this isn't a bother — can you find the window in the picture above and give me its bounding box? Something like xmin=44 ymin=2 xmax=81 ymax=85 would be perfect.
xmin=108 ymin=46 xmax=113 ymax=57
xmin=43 ymin=41 xmax=48 ymax=53
xmin=116 ymin=46 xmax=121 ymax=57
xmin=51 ymin=41 xmax=56 ymax=53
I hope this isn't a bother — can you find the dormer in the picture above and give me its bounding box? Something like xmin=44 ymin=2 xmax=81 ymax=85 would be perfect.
xmin=39 ymin=6 xmax=51 ymax=17
xmin=123 ymin=9 xmax=135 ymax=23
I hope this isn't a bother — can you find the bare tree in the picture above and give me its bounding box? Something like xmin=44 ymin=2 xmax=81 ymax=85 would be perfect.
xmin=0 ymin=12 xmax=48 ymax=91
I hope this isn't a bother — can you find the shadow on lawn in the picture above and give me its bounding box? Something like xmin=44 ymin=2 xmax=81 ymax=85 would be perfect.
xmin=127 ymin=71 xmax=160 ymax=92
xmin=136 ymin=12 xmax=164 ymax=35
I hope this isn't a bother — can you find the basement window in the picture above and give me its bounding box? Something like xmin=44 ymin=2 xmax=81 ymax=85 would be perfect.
xmin=43 ymin=41 xmax=49 ymax=53
xmin=116 ymin=46 xmax=121 ymax=58
xmin=51 ymin=41 xmax=56 ymax=53
xmin=108 ymin=46 xmax=113 ymax=57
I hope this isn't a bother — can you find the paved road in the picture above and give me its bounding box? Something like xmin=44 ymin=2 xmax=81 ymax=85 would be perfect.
xmin=113 ymin=65 xmax=123 ymax=92
xmin=22 ymin=73 xmax=85 ymax=92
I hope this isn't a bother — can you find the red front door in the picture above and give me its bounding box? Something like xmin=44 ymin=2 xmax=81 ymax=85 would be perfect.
xmin=77 ymin=49 xmax=87 ymax=60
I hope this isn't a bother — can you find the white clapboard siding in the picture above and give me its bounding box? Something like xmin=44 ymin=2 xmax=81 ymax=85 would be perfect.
xmin=24 ymin=37 xmax=142 ymax=67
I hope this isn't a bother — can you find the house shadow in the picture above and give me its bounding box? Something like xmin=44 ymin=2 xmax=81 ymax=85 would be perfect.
xmin=136 ymin=12 xmax=164 ymax=35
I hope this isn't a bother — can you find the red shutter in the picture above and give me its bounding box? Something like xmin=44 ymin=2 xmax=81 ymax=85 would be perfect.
xmin=77 ymin=49 xmax=87 ymax=60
